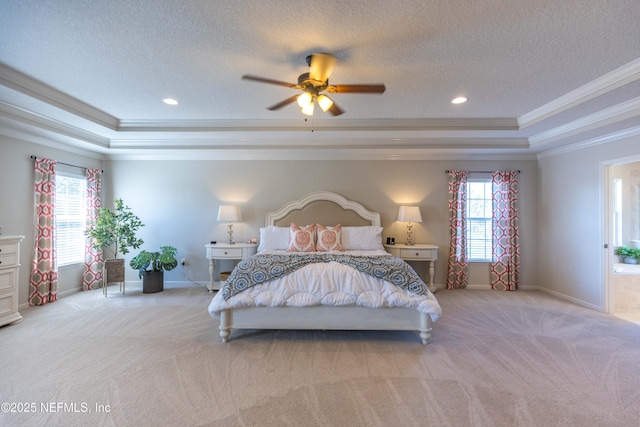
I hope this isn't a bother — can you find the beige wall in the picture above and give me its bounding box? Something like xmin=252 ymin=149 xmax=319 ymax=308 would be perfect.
xmin=2 ymin=136 xmax=539 ymax=306
xmin=107 ymin=158 xmax=539 ymax=291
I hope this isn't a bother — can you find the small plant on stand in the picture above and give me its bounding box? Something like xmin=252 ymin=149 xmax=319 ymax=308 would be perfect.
xmin=85 ymin=198 xmax=144 ymax=294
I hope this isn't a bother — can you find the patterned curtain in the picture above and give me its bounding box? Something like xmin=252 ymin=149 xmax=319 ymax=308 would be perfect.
xmin=446 ymin=170 xmax=469 ymax=289
xmin=29 ymin=158 xmax=58 ymax=305
xmin=491 ymin=171 xmax=520 ymax=290
xmin=82 ymin=168 xmax=103 ymax=290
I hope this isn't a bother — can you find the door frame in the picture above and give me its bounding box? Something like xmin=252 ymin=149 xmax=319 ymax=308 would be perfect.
xmin=602 ymin=154 xmax=640 ymax=314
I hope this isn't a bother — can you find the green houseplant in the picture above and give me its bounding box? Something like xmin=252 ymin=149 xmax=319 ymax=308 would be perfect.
xmin=614 ymin=246 xmax=640 ymax=264
xmin=85 ymin=198 xmax=145 ymax=289
xmin=130 ymin=246 xmax=178 ymax=293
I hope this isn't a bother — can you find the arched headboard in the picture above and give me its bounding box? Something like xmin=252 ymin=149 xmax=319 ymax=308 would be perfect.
xmin=265 ymin=191 xmax=381 ymax=227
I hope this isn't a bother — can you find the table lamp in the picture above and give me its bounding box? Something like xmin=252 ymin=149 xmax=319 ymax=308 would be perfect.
xmin=397 ymin=206 xmax=422 ymax=246
xmin=217 ymin=205 xmax=240 ymax=244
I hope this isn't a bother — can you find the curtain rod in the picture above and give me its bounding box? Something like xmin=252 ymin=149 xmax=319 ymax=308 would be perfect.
xmin=30 ymin=155 xmax=103 ymax=173
xmin=445 ymin=170 xmax=520 ymax=174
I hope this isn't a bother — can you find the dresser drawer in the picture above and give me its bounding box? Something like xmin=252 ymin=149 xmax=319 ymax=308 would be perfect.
xmin=208 ymin=247 xmax=244 ymax=258
xmin=0 ymin=268 xmax=16 ymax=292
xmin=0 ymin=236 xmax=24 ymax=327
xmin=0 ymin=242 xmax=19 ymax=267
xmin=0 ymin=292 xmax=17 ymax=316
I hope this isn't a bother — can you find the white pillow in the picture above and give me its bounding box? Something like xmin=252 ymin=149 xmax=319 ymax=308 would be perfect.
xmin=257 ymin=226 xmax=290 ymax=251
xmin=341 ymin=226 xmax=385 ymax=251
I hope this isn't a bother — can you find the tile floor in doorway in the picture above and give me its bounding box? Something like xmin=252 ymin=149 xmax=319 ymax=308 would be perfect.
xmin=613 ymin=311 xmax=640 ymax=325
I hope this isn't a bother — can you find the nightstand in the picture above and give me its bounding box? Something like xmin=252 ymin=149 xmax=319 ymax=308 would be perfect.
xmin=384 ymin=243 xmax=439 ymax=292
xmin=205 ymin=243 xmax=258 ymax=292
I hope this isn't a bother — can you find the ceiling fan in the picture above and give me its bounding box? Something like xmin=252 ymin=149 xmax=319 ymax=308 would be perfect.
xmin=242 ymin=53 xmax=385 ymax=116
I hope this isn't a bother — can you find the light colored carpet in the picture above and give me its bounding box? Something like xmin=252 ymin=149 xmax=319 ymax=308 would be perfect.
xmin=1 ymin=284 xmax=639 ymax=427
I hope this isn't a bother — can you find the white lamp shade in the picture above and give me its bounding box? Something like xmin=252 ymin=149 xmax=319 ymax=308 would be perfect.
xmin=217 ymin=205 xmax=240 ymax=222
xmin=317 ymin=94 xmax=334 ymax=112
xmin=297 ymin=92 xmax=313 ymax=108
xmin=397 ymin=206 xmax=422 ymax=223
xmin=301 ymin=101 xmax=314 ymax=116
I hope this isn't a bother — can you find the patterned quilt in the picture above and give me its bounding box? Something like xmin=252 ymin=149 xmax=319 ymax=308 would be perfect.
xmin=221 ymin=253 xmax=429 ymax=300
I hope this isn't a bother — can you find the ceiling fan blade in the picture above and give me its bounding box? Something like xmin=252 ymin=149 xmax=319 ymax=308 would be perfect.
xmin=242 ymin=75 xmax=298 ymax=88
xmin=308 ymin=53 xmax=336 ymax=83
xmin=267 ymin=95 xmax=299 ymax=111
xmin=329 ymin=84 xmax=386 ymax=94
xmin=328 ymin=102 xmax=344 ymax=116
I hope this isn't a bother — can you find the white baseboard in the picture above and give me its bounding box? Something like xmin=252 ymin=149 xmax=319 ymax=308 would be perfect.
xmin=435 ymin=283 xmax=604 ymax=312
xmin=19 ymin=282 xmax=603 ymax=314
xmin=520 ymin=285 xmax=604 ymax=312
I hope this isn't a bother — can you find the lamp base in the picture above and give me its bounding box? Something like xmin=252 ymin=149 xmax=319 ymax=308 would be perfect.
xmin=227 ymin=223 xmax=234 ymax=245
xmin=406 ymin=223 xmax=415 ymax=246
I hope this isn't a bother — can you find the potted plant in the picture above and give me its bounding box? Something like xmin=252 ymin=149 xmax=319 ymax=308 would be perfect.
xmin=130 ymin=246 xmax=178 ymax=293
xmin=85 ymin=198 xmax=144 ymax=288
xmin=614 ymin=246 xmax=640 ymax=264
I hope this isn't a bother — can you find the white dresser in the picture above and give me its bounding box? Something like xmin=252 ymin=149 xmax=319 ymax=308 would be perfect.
xmin=0 ymin=235 xmax=25 ymax=327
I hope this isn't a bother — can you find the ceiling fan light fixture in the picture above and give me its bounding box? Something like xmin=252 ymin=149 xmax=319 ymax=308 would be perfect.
xmin=317 ymin=94 xmax=334 ymax=112
xmin=301 ymin=101 xmax=315 ymax=116
xmin=297 ymin=92 xmax=313 ymax=108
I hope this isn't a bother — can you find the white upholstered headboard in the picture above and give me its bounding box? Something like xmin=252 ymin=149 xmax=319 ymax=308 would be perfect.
xmin=265 ymin=191 xmax=381 ymax=227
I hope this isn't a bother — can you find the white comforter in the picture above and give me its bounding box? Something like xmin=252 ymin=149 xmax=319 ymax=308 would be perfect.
xmin=208 ymin=250 xmax=441 ymax=322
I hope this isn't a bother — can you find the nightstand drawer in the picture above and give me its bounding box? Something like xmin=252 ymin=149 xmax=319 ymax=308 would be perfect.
xmin=399 ymin=248 xmax=431 ymax=259
xmin=208 ymin=247 xmax=244 ymax=258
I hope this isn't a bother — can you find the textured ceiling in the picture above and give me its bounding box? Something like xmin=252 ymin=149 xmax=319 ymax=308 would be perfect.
xmin=1 ymin=0 xmax=639 ymax=159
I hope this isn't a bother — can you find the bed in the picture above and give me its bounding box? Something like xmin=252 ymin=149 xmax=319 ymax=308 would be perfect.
xmin=208 ymin=191 xmax=441 ymax=344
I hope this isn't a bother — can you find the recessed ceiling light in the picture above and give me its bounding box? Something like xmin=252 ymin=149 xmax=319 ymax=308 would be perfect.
xmin=451 ymin=97 xmax=468 ymax=104
xmin=163 ymin=98 xmax=179 ymax=105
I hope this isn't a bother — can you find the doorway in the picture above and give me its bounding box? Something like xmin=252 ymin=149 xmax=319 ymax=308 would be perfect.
xmin=605 ymin=157 xmax=640 ymax=324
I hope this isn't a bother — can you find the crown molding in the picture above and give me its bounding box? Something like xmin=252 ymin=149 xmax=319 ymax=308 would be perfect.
xmin=0 ymin=117 xmax=107 ymax=159
xmin=518 ymin=58 xmax=640 ymax=129
xmin=104 ymin=147 xmax=537 ymax=162
xmin=0 ymin=100 xmax=110 ymax=149
xmin=2 ymin=62 xmax=639 ymax=161
xmin=0 ymin=63 xmax=119 ymax=130
xmin=108 ymin=137 xmax=529 ymax=150
xmin=118 ymin=117 xmax=519 ymax=132
xmin=536 ymin=125 xmax=640 ymax=160
xmin=529 ymin=97 xmax=640 ymax=147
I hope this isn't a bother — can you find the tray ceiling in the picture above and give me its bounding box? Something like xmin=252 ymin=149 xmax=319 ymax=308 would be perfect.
xmin=1 ymin=0 xmax=639 ymax=160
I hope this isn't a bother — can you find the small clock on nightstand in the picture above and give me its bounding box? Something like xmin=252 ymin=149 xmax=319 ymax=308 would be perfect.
xmin=384 ymin=243 xmax=439 ymax=293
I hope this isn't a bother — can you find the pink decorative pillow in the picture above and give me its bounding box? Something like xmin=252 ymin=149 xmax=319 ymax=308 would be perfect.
xmin=287 ymin=223 xmax=316 ymax=252
xmin=316 ymin=224 xmax=343 ymax=252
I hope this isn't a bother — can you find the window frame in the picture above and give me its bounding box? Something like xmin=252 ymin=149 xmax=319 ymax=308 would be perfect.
xmin=55 ymin=169 xmax=87 ymax=267
xmin=466 ymin=178 xmax=493 ymax=262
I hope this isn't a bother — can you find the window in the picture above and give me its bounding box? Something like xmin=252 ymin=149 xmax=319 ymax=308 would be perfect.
xmin=466 ymin=179 xmax=492 ymax=261
xmin=55 ymin=172 xmax=87 ymax=266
